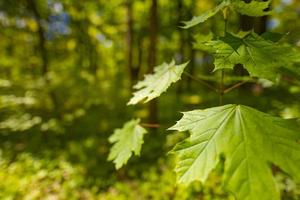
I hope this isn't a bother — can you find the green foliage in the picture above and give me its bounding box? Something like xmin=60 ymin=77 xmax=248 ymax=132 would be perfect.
xmin=181 ymin=1 xmax=229 ymax=29
xmin=108 ymin=119 xmax=147 ymax=169
xmin=204 ymin=32 xmax=300 ymax=81
xmin=99 ymin=159 xmax=235 ymax=200
xmin=232 ymin=0 xmax=272 ymax=17
xmin=169 ymin=104 xmax=300 ymax=200
xmin=182 ymin=0 xmax=271 ymax=29
xmin=113 ymin=1 xmax=300 ymax=199
xmin=128 ymin=60 xmax=188 ymax=105
xmin=1 ymin=0 xmax=300 ymax=199
xmin=0 ymin=153 xmax=97 ymax=200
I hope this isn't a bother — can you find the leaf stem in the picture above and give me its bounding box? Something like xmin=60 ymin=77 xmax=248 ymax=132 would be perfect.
xmin=183 ymin=71 xmax=218 ymax=93
xmin=219 ymin=69 xmax=225 ymax=105
xmin=140 ymin=123 xmax=160 ymax=128
xmin=223 ymin=7 xmax=229 ymax=34
xmin=224 ymin=80 xmax=248 ymax=94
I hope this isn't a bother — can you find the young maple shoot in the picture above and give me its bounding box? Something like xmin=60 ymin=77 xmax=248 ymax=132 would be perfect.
xmin=108 ymin=1 xmax=300 ymax=199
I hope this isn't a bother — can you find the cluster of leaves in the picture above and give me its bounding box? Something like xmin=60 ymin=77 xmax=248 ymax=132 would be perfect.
xmin=194 ymin=31 xmax=300 ymax=81
xmin=109 ymin=0 xmax=300 ymax=200
xmin=182 ymin=0 xmax=272 ymax=29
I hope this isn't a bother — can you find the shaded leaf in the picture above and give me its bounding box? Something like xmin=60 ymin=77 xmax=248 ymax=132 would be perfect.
xmin=207 ymin=32 xmax=300 ymax=81
xmin=193 ymin=32 xmax=214 ymax=52
xmin=232 ymin=0 xmax=272 ymax=16
xmin=261 ymin=31 xmax=286 ymax=42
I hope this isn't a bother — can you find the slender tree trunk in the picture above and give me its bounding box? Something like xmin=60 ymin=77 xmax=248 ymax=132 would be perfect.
xmin=148 ymin=0 xmax=158 ymax=124
xmin=186 ymin=0 xmax=196 ymax=91
xmin=28 ymin=0 xmax=48 ymax=75
xmin=28 ymin=0 xmax=58 ymax=110
xmin=176 ymin=0 xmax=185 ymax=95
xmin=136 ymin=35 xmax=143 ymax=75
xmin=126 ymin=0 xmax=136 ymax=88
xmin=239 ymin=0 xmax=268 ymax=33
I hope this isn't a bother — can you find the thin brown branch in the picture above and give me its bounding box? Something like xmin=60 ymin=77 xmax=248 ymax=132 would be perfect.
xmin=183 ymin=72 xmax=218 ymax=93
xmin=223 ymin=80 xmax=248 ymax=94
xmin=140 ymin=123 xmax=160 ymax=128
xmin=219 ymin=69 xmax=225 ymax=105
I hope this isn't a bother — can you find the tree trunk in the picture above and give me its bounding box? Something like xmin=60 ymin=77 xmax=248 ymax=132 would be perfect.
xmin=28 ymin=0 xmax=48 ymax=75
xmin=28 ymin=0 xmax=58 ymax=110
xmin=186 ymin=0 xmax=196 ymax=91
xmin=148 ymin=0 xmax=158 ymax=124
xmin=239 ymin=0 xmax=268 ymax=33
xmin=176 ymin=0 xmax=185 ymax=95
xmin=126 ymin=0 xmax=137 ymax=88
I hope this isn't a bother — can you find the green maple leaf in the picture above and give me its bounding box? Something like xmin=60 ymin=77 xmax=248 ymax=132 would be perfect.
xmin=182 ymin=0 xmax=271 ymax=29
xmin=108 ymin=119 xmax=147 ymax=169
xmin=207 ymin=32 xmax=300 ymax=81
xmin=169 ymin=104 xmax=300 ymax=200
xmin=260 ymin=31 xmax=286 ymax=42
xmin=232 ymin=0 xmax=272 ymax=17
xmin=193 ymin=32 xmax=214 ymax=52
xmin=181 ymin=1 xmax=229 ymax=29
xmin=128 ymin=60 xmax=188 ymax=105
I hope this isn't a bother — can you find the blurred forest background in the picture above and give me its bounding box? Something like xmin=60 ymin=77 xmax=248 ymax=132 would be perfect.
xmin=0 ymin=0 xmax=300 ymax=199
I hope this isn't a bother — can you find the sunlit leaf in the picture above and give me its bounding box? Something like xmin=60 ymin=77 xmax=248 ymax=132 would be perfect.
xmin=128 ymin=60 xmax=188 ymax=105
xmin=108 ymin=119 xmax=147 ymax=169
xmin=182 ymin=0 xmax=272 ymax=29
xmin=181 ymin=1 xmax=229 ymax=29
xmin=169 ymin=104 xmax=300 ymax=200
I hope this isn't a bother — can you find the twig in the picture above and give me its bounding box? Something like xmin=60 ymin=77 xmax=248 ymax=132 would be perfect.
xmin=183 ymin=71 xmax=218 ymax=93
xmin=219 ymin=69 xmax=225 ymax=105
xmin=223 ymin=80 xmax=248 ymax=94
xmin=140 ymin=123 xmax=160 ymax=128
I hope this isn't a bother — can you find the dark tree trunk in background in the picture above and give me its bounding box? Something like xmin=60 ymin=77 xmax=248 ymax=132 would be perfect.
xmin=239 ymin=0 xmax=254 ymax=31
xmin=177 ymin=0 xmax=185 ymax=63
xmin=137 ymin=36 xmax=143 ymax=74
xmin=254 ymin=14 xmax=268 ymax=34
xmin=126 ymin=0 xmax=138 ymax=88
xmin=28 ymin=0 xmax=58 ymax=110
xmin=148 ymin=0 xmax=158 ymax=124
xmin=28 ymin=0 xmax=48 ymax=75
xmin=176 ymin=0 xmax=185 ymax=95
xmin=187 ymin=0 xmax=196 ymax=91
xmin=239 ymin=0 xmax=268 ymax=33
